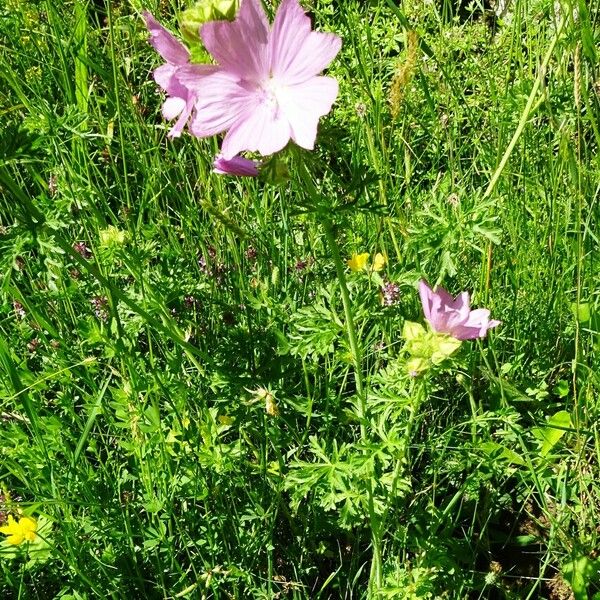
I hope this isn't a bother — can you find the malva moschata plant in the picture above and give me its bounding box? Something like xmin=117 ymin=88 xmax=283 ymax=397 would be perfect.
xmin=145 ymin=0 xmax=341 ymax=160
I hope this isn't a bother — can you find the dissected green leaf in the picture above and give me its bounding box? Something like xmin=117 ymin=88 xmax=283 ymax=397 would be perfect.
xmin=480 ymin=441 xmax=526 ymax=466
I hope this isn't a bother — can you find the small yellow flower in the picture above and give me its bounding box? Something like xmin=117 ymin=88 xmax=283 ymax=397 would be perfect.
xmin=372 ymin=252 xmax=387 ymax=272
xmin=347 ymin=253 xmax=370 ymax=272
xmin=0 ymin=515 xmax=37 ymax=545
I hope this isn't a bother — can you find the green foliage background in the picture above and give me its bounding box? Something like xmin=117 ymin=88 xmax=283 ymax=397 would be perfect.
xmin=0 ymin=0 xmax=599 ymax=598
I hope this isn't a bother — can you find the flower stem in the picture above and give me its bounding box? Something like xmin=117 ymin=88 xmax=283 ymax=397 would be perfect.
xmin=377 ymin=379 xmax=424 ymax=566
xmin=321 ymin=218 xmax=382 ymax=596
xmin=294 ymin=157 xmax=382 ymax=594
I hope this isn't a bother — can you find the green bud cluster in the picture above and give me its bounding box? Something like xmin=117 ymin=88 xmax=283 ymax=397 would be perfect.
xmin=402 ymin=321 xmax=462 ymax=375
xmin=180 ymin=0 xmax=239 ymax=44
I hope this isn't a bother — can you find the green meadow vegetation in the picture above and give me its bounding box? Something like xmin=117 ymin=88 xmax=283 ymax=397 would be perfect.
xmin=1 ymin=0 xmax=599 ymax=598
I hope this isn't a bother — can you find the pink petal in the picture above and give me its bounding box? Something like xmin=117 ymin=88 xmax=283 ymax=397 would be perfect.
xmin=221 ymin=102 xmax=292 ymax=159
xmin=153 ymin=64 xmax=178 ymax=91
xmin=269 ymin=0 xmax=311 ymax=75
xmin=432 ymin=284 xmax=454 ymax=307
xmin=185 ymin=70 xmax=252 ymax=138
xmin=462 ymin=308 xmax=490 ymax=327
xmin=295 ymin=32 xmax=341 ymax=83
xmin=201 ymin=0 xmax=269 ymax=79
xmin=280 ymin=33 xmax=342 ymax=85
xmin=423 ymin=282 xmax=465 ymax=333
xmin=144 ymin=11 xmax=190 ymax=65
xmin=173 ymin=64 xmax=220 ymax=92
xmin=451 ymin=291 xmax=470 ymax=313
xmin=213 ymin=154 xmax=259 ymax=176
xmin=428 ymin=297 xmax=451 ymax=332
xmin=444 ymin=291 xmax=471 ymax=330
xmin=168 ymin=100 xmax=195 ymax=138
xmin=450 ymin=324 xmax=483 ymax=340
xmin=418 ymin=279 xmax=500 ymax=340
xmin=162 ymin=96 xmax=186 ymax=121
xmin=269 ymin=0 xmax=341 ymax=84
xmin=418 ymin=280 xmax=434 ymax=321
xmin=153 ymin=65 xmax=197 ymax=136
xmin=277 ymin=76 xmax=338 ymax=149
xmin=451 ymin=309 xmax=499 ymax=340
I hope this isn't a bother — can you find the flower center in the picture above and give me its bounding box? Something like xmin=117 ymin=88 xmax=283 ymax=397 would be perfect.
xmin=260 ymin=77 xmax=283 ymax=112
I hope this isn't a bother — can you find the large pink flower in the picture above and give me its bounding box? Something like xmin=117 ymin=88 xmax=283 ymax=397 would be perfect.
xmin=144 ymin=11 xmax=215 ymax=138
xmin=419 ymin=280 xmax=500 ymax=340
xmin=178 ymin=0 xmax=341 ymax=158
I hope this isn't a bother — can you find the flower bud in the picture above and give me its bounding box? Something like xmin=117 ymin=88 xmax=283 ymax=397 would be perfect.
xmin=99 ymin=225 xmax=127 ymax=248
xmin=180 ymin=0 xmax=239 ymax=44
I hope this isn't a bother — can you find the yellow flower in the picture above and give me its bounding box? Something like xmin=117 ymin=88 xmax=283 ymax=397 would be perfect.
xmin=372 ymin=252 xmax=387 ymax=272
xmin=0 ymin=515 xmax=37 ymax=545
xmin=347 ymin=253 xmax=370 ymax=272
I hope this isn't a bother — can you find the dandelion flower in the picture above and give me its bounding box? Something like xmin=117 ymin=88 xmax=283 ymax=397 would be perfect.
xmin=418 ymin=279 xmax=500 ymax=340
xmin=0 ymin=515 xmax=37 ymax=546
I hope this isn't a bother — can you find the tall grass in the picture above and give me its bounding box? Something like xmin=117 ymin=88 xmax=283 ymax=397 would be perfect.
xmin=1 ymin=0 xmax=599 ymax=598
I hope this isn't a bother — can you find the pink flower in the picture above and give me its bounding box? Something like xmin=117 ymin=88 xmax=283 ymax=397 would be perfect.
xmin=143 ymin=11 xmax=215 ymax=138
xmin=418 ymin=280 xmax=500 ymax=340
xmin=213 ymin=154 xmax=260 ymax=176
xmin=178 ymin=0 xmax=341 ymax=158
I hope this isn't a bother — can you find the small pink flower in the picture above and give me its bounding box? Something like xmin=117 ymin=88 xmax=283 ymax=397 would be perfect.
xmin=143 ymin=11 xmax=215 ymax=138
xmin=177 ymin=0 xmax=341 ymax=158
xmin=418 ymin=280 xmax=500 ymax=340
xmin=213 ymin=154 xmax=260 ymax=176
